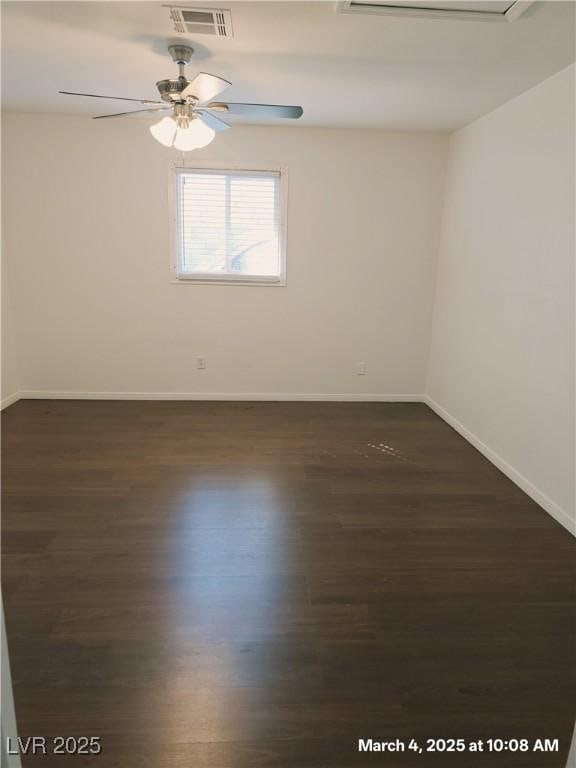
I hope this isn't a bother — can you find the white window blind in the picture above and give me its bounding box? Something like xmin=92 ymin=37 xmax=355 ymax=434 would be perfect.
xmin=175 ymin=168 xmax=284 ymax=283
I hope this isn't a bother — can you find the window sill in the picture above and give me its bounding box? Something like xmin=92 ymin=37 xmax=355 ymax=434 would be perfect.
xmin=171 ymin=276 xmax=286 ymax=287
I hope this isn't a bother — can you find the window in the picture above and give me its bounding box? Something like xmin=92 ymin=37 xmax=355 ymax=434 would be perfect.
xmin=173 ymin=167 xmax=285 ymax=284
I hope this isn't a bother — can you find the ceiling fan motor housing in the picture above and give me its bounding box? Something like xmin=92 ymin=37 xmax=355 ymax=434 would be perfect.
xmin=156 ymin=78 xmax=192 ymax=102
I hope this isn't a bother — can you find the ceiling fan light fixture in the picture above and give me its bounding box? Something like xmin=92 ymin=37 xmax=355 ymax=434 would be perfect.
xmin=61 ymin=45 xmax=302 ymax=147
xmin=173 ymin=117 xmax=215 ymax=151
xmin=150 ymin=116 xmax=177 ymax=147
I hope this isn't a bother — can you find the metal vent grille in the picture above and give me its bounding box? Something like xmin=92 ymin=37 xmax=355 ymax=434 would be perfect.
xmin=166 ymin=6 xmax=233 ymax=37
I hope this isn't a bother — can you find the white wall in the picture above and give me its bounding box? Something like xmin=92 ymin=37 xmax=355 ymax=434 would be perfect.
xmin=1 ymin=117 xmax=20 ymax=407
xmin=1 ymin=116 xmax=447 ymax=399
xmin=427 ymin=64 xmax=575 ymax=531
xmin=1 ymin=260 xmax=19 ymax=408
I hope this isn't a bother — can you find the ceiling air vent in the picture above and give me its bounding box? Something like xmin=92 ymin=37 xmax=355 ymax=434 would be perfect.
xmin=166 ymin=6 xmax=233 ymax=37
xmin=337 ymin=0 xmax=534 ymax=22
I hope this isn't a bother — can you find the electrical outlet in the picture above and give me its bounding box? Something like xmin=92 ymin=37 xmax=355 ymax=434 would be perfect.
xmin=357 ymin=361 xmax=367 ymax=376
xmin=197 ymin=357 xmax=206 ymax=370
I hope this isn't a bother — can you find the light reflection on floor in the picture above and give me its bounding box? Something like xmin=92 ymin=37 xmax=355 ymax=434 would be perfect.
xmin=322 ymin=441 xmax=412 ymax=462
xmin=156 ymin=477 xmax=297 ymax=747
xmin=366 ymin=442 xmax=410 ymax=462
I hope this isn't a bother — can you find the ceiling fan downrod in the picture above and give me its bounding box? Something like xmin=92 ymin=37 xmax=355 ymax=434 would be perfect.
xmin=168 ymin=44 xmax=194 ymax=81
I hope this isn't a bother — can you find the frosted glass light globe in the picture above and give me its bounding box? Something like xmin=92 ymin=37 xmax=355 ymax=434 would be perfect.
xmin=173 ymin=119 xmax=215 ymax=151
xmin=149 ymin=117 xmax=177 ymax=147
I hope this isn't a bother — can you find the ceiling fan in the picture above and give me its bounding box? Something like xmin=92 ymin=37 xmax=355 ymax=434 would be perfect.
xmin=59 ymin=44 xmax=303 ymax=151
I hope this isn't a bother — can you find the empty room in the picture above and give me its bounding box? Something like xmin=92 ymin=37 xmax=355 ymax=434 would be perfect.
xmin=1 ymin=1 xmax=574 ymax=767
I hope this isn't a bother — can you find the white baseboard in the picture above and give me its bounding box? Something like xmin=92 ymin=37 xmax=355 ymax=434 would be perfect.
xmin=19 ymin=390 xmax=423 ymax=403
xmin=0 ymin=391 xmax=21 ymax=411
xmin=425 ymin=396 xmax=575 ymax=536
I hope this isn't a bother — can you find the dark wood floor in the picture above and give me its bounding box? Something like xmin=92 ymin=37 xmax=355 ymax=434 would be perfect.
xmin=2 ymin=401 xmax=575 ymax=768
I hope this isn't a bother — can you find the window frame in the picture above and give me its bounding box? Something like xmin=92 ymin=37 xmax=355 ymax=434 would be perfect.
xmin=169 ymin=162 xmax=288 ymax=286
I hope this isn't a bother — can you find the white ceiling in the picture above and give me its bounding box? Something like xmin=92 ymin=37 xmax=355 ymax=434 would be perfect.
xmin=1 ymin=1 xmax=574 ymax=131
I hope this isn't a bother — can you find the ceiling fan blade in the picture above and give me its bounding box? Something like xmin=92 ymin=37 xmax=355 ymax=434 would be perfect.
xmin=197 ymin=110 xmax=230 ymax=133
xmin=93 ymin=107 xmax=171 ymax=120
xmin=180 ymin=73 xmax=231 ymax=105
xmin=60 ymin=91 xmax=163 ymax=105
xmin=207 ymin=103 xmax=303 ymax=119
